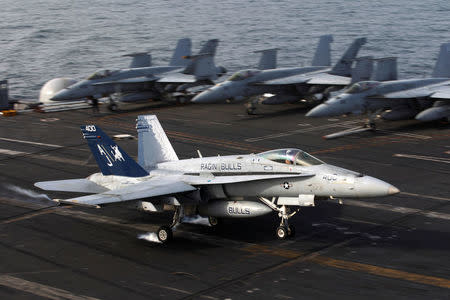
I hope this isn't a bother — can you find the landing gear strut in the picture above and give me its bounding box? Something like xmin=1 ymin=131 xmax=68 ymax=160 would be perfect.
xmin=156 ymin=206 xmax=182 ymax=243
xmin=258 ymin=197 xmax=299 ymax=240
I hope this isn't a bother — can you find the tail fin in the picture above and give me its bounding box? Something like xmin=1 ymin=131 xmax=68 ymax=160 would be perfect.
xmin=330 ymin=37 xmax=367 ymax=76
xmin=311 ymin=35 xmax=333 ymax=66
xmin=170 ymin=38 xmax=192 ymax=67
xmin=432 ymin=43 xmax=450 ymax=78
xmin=0 ymin=80 xmax=10 ymax=110
xmin=373 ymin=57 xmax=397 ymax=81
xmin=351 ymin=56 xmax=373 ymax=83
xmin=254 ymin=48 xmax=279 ymax=70
xmin=123 ymin=52 xmax=152 ymax=68
xmin=183 ymin=54 xmax=218 ymax=80
xmin=198 ymin=39 xmax=219 ymax=56
xmin=136 ymin=115 xmax=178 ymax=169
xmin=81 ymin=125 xmax=148 ymax=177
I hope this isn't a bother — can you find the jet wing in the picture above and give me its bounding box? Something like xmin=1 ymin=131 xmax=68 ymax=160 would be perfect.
xmin=255 ymin=74 xmax=312 ymax=85
xmin=57 ymin=178 xmax=196 ymax=207
xmin=430 ymin=86 xmax=450 ymax=99
xmin=381 ymin=84 xmax=450 ymax=99
xmin=183 ymin=172 xmax=315 ymax=185
xmin=35 ymin=179 xmax=109 ymax=194
xmin=306 ymin=73 xmax=352 ymax=86
xmin=92 ymin=76 xmax=157 ymax=86
xmin=156 ymin=73 xmax=197 ymax=83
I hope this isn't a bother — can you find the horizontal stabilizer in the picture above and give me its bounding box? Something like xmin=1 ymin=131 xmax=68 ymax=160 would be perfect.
xmin=431 ymin=86 xmax=450 ymax=99
xmin=307 ymin=73 xmax=352 ymax=85
xmin=60 ymin=179 xmax=196 ymax=206
xmin=35 ymin=179 xmax=109 ymax=193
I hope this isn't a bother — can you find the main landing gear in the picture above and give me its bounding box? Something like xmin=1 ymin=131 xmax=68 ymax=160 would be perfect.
xmin=258 ymin=197 xmax=299 ymax=240
xmin=156 ymin=206 xmax=182 ymax=243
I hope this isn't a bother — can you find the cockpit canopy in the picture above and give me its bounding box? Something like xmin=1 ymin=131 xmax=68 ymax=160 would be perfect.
xmin=87 ymin=69 xmax=115 ymax=80
xmin=228 ymin=69 xmax=261 ymax=81
xmin=345 ymin=81 xmax=380 ymax=94
xmin=258 ymin=149 xmax=324 ymax=166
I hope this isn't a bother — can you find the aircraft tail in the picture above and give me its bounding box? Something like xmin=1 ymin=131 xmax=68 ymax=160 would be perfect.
xmin=351 ymin=56 xmax=373 ymax=83
xmin=311 ymin=35 xmax=333 ymax=66
xmin=170 ymin=38 xmax=192 ymax=67
xmin=432 ymin=43 xmax=450 ymax=78
xmin=373 ymin=57 xmax=397 ymax=81
xmin=123 ymin=52 xmax=152 ymax=68
xmin=183 ymin=54 xmax=218 ymax=80
xmin=254 ymin=48 xmax=279 ymax=70
xmin=136 ymin=115 xmax=178 ymax=170
xmin=81 ymin=125 xmax=149 ymax=177
xmin=330 ymin=37 xmax=367 ymax=76
xmin=198 ymin=39 xmax=219 ymax=56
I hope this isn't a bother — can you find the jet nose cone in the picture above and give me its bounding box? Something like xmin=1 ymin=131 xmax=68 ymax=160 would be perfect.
xmin=388 ymin=186 xmax=400 ymax=195
xmin=306 ymin=103 xmax=331 ymax=117
xmin=357 ymin=176 xmax=399 ymax=197
xmin=50 ymin=88 xmax=70 ymax=101
xmin=192 ymin=88 xmax=227 ymax=104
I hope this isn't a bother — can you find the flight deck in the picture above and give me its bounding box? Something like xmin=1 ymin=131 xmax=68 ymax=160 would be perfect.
xmin=0 ymin=103 xmax=449 ymax=299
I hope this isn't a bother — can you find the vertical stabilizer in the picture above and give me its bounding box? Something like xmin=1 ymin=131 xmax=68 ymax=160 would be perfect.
xmin=170 ymin=38 xmax=192 ymax=67
xmin=432 ymin=43 xmax=450 ymax=78
xmin=198 ymin=39 xmax=219 ymax=56
xmin=330 ymin=37 xmax=367 ymax=76
xmin=373 ymin=57 xmax=397 ymax=81
xmin=124 ymin=53 xmax=152 ymax=68
xmin=0 ymin=80 xmax=9 ymax=110
xmin=311 ymin=35 xmax=333 ymax=66
xmin=254 ymin=48 xmax=279 ymax=70
xmin=136 ymin=115 xmax=178 ymax=169
xmin=183 ymin=54 xmax=217 ymax=80
xmin=351 ymin=56 xmax=373 ymax=83
xmin=81 ymin=125 xmax=148 ymax=177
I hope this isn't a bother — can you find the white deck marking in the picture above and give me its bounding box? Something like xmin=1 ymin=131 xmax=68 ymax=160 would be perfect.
xmin=0 ymin=148 xmax=92 ymax=166
xmin=143 ymin=282 xmax=218 ymax=299
xmin=0 ymin=137 xmax=62 ymax=148
xmin=400 ymin=192 xmax=450 ymax=202
xmin=245 ymin=120 xmax=360 ymax=142
xmin=0 ymin=149 xmax=27 ymax=155
xmin=393 ymin=153 xmax=450 ymax=164
xmin=343 ymin=199 xmax=450 ymax=220
xmin=0 ymin=275 xmax=100 ymax=300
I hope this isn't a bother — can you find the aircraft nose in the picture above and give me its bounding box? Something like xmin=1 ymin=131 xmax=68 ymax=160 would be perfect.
xmin=306 ymin=103 xmax=333 ymax=117
xmin=50 ymin=88 xmax=71 ymax=101
xmin=357 ymin=176 xmax=400 ymax=197
xmin=191 ymin=87 xmax=228 ymax=103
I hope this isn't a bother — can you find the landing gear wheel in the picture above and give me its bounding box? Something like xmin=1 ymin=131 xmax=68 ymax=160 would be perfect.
xmin=208 ymin=216 xmax=219 ymax=227
xmin=108 ymin=103 xmax=119 ymax=112
xmin=288 ymin=225 xmax=296 ymax=237
xmin=276 ymin=226 xmax=288 ymax=240
xmin=157 ymin=226 xmax=173 ymax=243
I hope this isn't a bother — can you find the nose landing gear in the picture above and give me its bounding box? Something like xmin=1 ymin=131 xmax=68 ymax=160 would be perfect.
xmin=258 ymin=197 xmax=299 ymax=240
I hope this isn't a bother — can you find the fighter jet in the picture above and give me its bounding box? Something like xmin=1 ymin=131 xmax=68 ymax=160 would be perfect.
xmin=306 ymin=43 xmax=450 ymax=124
xmin=34 ymin=115 xmax=399 ymax=243
xmin=50 ymin=39 xmax=226 ymax=109
xmin=191 ymin=36 xmax=369 ymax=113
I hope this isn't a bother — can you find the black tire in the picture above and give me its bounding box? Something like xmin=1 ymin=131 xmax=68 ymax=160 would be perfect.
xmin=288 ymin=225 xmax=296 ymax=237
xmin=276 ymin=226 xmax=288 ymax=240
xmin=208 ymin=216 xmax=219 ymax=227
xmin=157 ymin=226 xmax=173 ymax=243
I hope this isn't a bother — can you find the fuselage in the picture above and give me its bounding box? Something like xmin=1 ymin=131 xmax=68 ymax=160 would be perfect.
xmin=307 ymin=78 xmax=450 ymax=117
xmin=192 ymin=66 xmax=329 ymax=103
xmin=87 ymin=150 xmax=398 ymax=199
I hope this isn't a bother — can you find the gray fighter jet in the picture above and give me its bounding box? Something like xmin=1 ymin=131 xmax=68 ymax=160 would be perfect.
xmin=191 ymin=36 xmax=368 ymax=113
xmin=50 ymin=39 xmax=226 ymax=109
xmin=34 ymin=115 xmax=399 ymax=243
xmin=306 ymin=43 xmax=450 ymax=124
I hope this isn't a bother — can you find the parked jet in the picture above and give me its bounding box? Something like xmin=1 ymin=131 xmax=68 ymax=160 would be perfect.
xmin=191 ymin=36 xmax=368 ymax=113
xmin=306 ymin=43 xmax=450 ymax=124
xmin=34 ymin=115 xmax=399 ymax=243
xmin=50 ymin=39 xmax=226 ymax=109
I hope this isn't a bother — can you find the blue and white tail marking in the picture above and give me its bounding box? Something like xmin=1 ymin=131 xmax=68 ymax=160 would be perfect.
xmin=81 ymin=125 xmax=149 ymax=177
